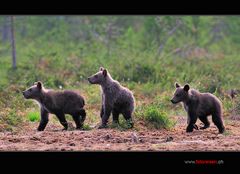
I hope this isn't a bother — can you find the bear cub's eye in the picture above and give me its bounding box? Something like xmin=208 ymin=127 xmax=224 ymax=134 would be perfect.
xmin=176 ymin=94 xmax=180 ymax=97
xmin=29 ymin=89 xmax=32 ymax=92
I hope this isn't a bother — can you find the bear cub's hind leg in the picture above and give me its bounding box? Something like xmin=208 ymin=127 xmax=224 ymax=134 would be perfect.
xmin=199 ymin=116 xmax=210 ymax=130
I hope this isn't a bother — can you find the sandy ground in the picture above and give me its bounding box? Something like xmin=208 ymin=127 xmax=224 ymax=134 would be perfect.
xmin=0 ymin=116 xmax=240 ymax=151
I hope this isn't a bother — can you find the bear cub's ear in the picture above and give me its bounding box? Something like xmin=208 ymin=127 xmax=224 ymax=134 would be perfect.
xmin=36 ymin=81 xmax=42 ymax=89
xmin=103 ymin=69 xmax=107 ymax=77
xmin=184 ymin=84 xmax=190 ymax=91
xmin=175 ymin=82 xmax=180 ymax=88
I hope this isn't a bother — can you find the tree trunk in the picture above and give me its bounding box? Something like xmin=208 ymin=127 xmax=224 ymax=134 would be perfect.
xmin=10 ymin=16 xmax=17 ymax=69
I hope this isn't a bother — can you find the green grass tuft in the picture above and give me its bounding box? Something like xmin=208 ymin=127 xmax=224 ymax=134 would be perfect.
xmin=6 ymin=109 xmax=23 ymax=126
xmin=143 ymin=105 xmax=176 ymax=130
xmin=27 ymin=112 xmax=40 ymax=122
xmin=82 ymin=124 xmax=92 ymax=130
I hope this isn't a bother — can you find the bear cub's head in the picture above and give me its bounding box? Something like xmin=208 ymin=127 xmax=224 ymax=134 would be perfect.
xmin=171 ymin=82 xmax=190 ymax=104
xmin=88 ymin=67 xmax=108 ymax=85
xmin=22 ymin=81 xmax=43 ymax=100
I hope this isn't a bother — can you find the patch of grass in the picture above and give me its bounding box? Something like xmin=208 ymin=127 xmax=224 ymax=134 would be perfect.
xmin=143 ymin=105 xmax=176 ymax=130
xmin=140 ymin=82 xmax=159 ymax=97
xmin=82 ymin=124 xmax=92 ymax=130
xmin=27 ymin=112 xmax=40 ymax=122
xmin=222 ymin=97 xmax=234 ymax=117
xmin=109 ymin=124 xmax=128 ymax=131
xmin=228 ymin=97 xmax=240 ymax=119
xmin=233 ymin=98 xmax=240 ymax=115
xmin=83 ymin=85 xmax=101 ymax=105
xmin=109 ymin=121 xmax=119 ymax=129
xmin=5 ymin=109 xmax=23 ymax=127
xmin=108 ymin=116 xmax=134 ymax=131
xmin=84 ymin=109 xmax=100 ymax=125
xmin=223 ymin=130 xmax=231 ymax=136
xmin=65 ymin=115 xmax=73 ymax=122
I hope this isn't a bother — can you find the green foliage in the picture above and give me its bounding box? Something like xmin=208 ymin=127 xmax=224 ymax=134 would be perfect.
xmin=1 ymin=16 xmax=240 ymax=90
xmin=223 ymin=130 xmax=231 ymax=136
xmin=109 ymin=117 xmax=134 ymax=131
xmin=230 ymin=97 xmax=240 ymax=119
xmin=5 ymin=109 xmax=23 ymax=127
xmin=135 ymin=104 xmax=176 ymax=130
xmin=131 ymin=63 xmax=156 ymax=83
xmin=144 ymin=105 xmax=176 ymax=130
xmin=235 ymin=100 xmax=240 ymax=114
xmin=27 ymin=112 xmax=40 ymax=122
xmin=82 ymin=124 xmax=92 ymax=130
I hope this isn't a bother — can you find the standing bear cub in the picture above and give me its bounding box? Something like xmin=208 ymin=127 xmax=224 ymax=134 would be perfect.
xmin=23 ymin=81 xmax=86 ymax=131
xmin=88 ymin=67 xmax=135 ymax=129
xmin=171 ymin=83 xmax=225 ymax=134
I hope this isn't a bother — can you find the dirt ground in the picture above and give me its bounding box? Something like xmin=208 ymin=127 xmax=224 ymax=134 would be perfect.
xmin=0 ymin=116 xmax=240 ymax=151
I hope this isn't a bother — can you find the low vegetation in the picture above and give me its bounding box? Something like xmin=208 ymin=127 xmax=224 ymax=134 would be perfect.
xmin=27 ymin=112 xmax=40 ymax=122
xmin=143 ymin=105 xmax=176 ymax=129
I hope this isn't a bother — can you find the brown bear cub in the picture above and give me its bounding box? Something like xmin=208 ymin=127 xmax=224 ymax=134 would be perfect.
xmin=88 ymin=67 xmax=135 ymax=129
xmin=23 ymin=81 xmax=86 ymax=131
xmin=171 ymin=83 xmax=225 ymax=134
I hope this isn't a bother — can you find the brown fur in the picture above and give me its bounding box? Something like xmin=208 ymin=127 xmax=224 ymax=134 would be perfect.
xmin=171 ymin=83 xmax=225 ymax=133
xmin=23 ymin=81 xmax=86 ymax=131
xmin=88 ymin=67 xmax=135 ymax=129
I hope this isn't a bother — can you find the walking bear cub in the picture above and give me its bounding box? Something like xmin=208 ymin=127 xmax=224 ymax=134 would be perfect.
xmin=23 ymin=81 xmax=86 ymax=131
xmin=88 ymin=67 xmax=135 ymax=129
xmin=171 ymin=83 xmax=225 ymax=134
